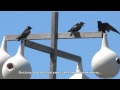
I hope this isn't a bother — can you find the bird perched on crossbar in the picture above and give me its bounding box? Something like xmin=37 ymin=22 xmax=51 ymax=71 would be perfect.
xmin=68 ymin=22 xmax=85 ymax=36
xmin=97 ymin=21 xmax=120 ymax=34
xmin=16 ymin=26 xmax=32 ymax=42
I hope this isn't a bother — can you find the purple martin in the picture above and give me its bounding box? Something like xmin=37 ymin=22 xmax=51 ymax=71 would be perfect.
xmin=16 ymin=26 xmax=32 ymax=41
xmin=68 ymin=22 xmax=85 ymax=36
xmin=97 ymin=21 xmax=120 ymax=34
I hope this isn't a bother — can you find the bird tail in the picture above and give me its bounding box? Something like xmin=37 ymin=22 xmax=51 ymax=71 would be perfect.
xmin=117 ymin=31 xmax=120 ymax=34
xmin=16 ymin=37 xmax=20 ymax=41
xmin=115 ymin=30 xmax=120 ymax=34
xmin=109 ymin=25 xmax=120 ymax=35
xmin=68 ymin=30 xmax=71 ymax=32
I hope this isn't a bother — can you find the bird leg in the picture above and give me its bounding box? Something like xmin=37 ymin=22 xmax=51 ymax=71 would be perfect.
xmin=21 ymin=38 xmax=27 ymax=43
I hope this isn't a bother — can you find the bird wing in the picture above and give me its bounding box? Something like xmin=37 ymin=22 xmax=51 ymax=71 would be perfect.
xmin=68 ymin=23 xmax=83 ymax=32
xmin=19 ymin=29 xmax=30 ymax=38
xmin=68 ymin=24 xmax=77 ymax=32
xmin=107 ymin=24 xmax=120 ymax=34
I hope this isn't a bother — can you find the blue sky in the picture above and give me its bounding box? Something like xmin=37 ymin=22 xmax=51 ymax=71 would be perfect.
xmin=0 ymin=11 xmax=120 ymax=79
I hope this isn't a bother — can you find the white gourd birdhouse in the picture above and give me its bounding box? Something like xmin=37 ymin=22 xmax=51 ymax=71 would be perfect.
xmin=2 ymin=41 xmax=32 ymax=79
xmin=69 ymin=62 xmax=89 ymax=79
xmin=91 ymin=33 xmax=119 ymax=78
xmin=0 ymin=36 xmax=11 ymax=79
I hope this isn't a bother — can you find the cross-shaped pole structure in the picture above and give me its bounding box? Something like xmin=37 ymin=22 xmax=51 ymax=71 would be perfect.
xmin=5 ymin=12 xmax=103 ymax=79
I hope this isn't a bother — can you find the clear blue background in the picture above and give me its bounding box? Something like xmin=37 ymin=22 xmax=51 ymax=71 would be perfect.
xmin=0 ymin=11 xmax=120 ymax=79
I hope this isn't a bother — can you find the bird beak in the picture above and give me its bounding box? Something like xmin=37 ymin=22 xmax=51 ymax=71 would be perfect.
xmin=82 ymin=23 xmax=85 ymax=26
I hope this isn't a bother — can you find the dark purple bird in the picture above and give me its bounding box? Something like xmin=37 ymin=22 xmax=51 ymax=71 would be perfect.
xmin=68 ymin=22 xmax=85 ymax=36
xmin=16 ymin=26 xmax=32 ymax=41
xmin=97 ymin=21 xmax=120 ymax=34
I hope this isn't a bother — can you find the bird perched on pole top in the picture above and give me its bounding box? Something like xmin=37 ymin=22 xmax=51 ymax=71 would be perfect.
xmin=16 ymin=26 xmax=32 ymax=42
xmin=68 ymin=22 xmax=85 ymax=36
xmin=97 ymin=21 xmax=120 ymax=34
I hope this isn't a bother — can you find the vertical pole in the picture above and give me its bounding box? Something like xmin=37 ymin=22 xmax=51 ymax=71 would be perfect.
xmin=49 ymin=12 xmax=58 ymax=79
xmin=77 ymin=60 xmax=83 ymax=73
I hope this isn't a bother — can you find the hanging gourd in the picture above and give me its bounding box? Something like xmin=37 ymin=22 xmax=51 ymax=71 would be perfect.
xmin=0 ymin=36 xmax=11 ymax=79
xmin=2 ymin=41 xmax=32 ymax=79
xmin=91 ymin=33 xmax=119 ymax=78
xmin=69 ymin=62 xmax=89 ymax=79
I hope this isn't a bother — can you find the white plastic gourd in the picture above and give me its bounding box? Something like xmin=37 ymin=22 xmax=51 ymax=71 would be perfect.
xmin=69 ymin=62 xmax=89 ymax=79
xmin=2 ymin=41 xmax=32 ymax=79
xmin=91 ymin=33 xmax=119 ymax=78
xmin=0 ymin=36 xmax=11 ymax=79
